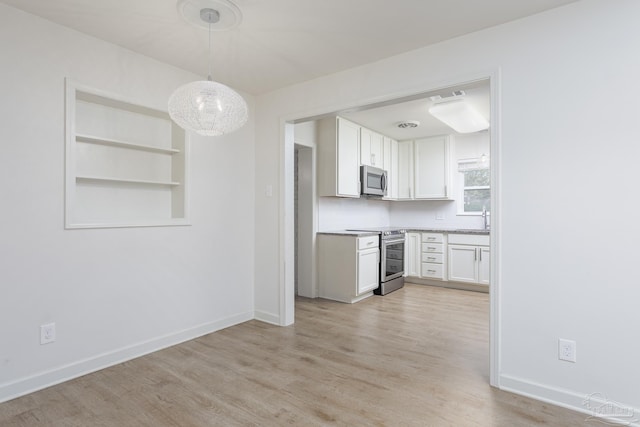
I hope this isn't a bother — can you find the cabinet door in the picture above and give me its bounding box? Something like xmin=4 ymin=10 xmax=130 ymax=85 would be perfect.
xmin=360 ymin=128 xmax=371 ymax=166
xmin=478 ymin=246 xmax=490 ymax=285
xmin=357 ymin=247 xmax=379 ymax=295
xmin=360 ymin=128 xmax=383 ymax=167
xmin=414 ymin=136 xmax=449 ymax=199
xmin=370 ymin=132 xmax=383 ymax=167
xmin=405 ymin=232 xmax=421 ymax=277
xmin=390 ymin=139 xmax=399 ymax=199
xmin=397 ymin=140 xmax=414 ymax=200
xmin=337 ymin=118 xmax=361 ymax=197
xmin=448 ymin=245 xmax=478 ymax=283
xmin=382 ymin=137 xmax=398 ymax=200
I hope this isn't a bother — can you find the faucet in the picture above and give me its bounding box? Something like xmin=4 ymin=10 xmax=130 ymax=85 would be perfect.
xmin=482 ymin=206 xmax=489 ymax=231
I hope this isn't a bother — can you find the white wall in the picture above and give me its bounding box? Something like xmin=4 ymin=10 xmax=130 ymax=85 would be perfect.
xmin=0 ymin=4 xmax=255 ymax=402
xmin=318 ymin=197 xmax=391 ymax=231
xmin=255 ymin=0 xmax=640 ymax=419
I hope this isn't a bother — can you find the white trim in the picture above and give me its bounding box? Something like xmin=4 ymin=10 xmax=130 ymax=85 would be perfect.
xmin=64 ymin=78 xmax=191 ymax=230
xmin=254 ymin=310 xmax=281 ymax=326
xmin=500 ymin=374 xmax=640 ymax=427
xmin=488 ymin=68 xmax=501 ymax=387
xmin=278 ymin=68 xmax=502 ymax=390
xmin=0 ymin=311 xmax=254 ymax=404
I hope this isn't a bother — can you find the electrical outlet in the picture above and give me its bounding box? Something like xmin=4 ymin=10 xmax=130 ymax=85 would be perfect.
xmin=40 ymin=323 xmax=56 ymax=345
xmin=558 ymin=338 xmax=576 ymax=362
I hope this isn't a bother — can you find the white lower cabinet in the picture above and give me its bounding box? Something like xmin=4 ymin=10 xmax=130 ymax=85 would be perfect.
xmin=405 ymin=232 xmax=421 ymax=277
xmin=318 ymin=234 xmax=379 ymax=303
xmin=447 ymin=234 xmax=490 ymax=286
xmin=358 ymin=246 xmax=380 ymax=294
xmin=420 ymin=232 xmax=446 ymax=280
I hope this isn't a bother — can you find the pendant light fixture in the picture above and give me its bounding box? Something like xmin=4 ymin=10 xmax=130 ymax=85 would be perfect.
xmin=168 ymin=0 xmax=248 ymax=136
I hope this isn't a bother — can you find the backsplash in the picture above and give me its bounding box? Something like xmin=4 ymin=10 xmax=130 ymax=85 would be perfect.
xmin=318 ymin=197 xmax=487 ymax=231
xmin=318 ymin=197 xmax=391 ymax=230
xmin=388 ymin=200 xmax=487 ymax=230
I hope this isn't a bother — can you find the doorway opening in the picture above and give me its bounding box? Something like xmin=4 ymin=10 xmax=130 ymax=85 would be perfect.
xmin=283 ymin=72 xmax=500 ymax=386
xmin=294 ymin=142 xmax=317 ymax=298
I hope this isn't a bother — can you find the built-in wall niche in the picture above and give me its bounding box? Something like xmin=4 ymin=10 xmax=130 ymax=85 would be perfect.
xmin=65 ymin=79 xmax=189 ymax=228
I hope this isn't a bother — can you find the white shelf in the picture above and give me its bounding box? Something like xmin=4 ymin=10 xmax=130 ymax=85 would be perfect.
xmin=76 ymin=175 xmax=181 ymax=186
xmin=65 ymin=79 xmax=189 ymax=229
xmin=76 ymin=133 xmax=180 ymax=154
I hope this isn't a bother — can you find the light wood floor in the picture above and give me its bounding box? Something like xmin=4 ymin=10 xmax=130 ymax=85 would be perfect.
xmin=1 ymin=284 xmax=587 ymax=426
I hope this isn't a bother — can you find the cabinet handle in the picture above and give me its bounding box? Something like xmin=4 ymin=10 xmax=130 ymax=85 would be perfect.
xmin=371 ymin=153 xmax=376 ymax=165
xmin=474 ymin=248 xmax=477 ymax=261
xmin=427 ymin=257 xmax=436 ymax=260
xmin=367 ymin=241 xmax=375 ymax=246
xmin=428 ymin=247 xmax=436 ymax=251
xmin=428 ymin=269 xmax=436 ymax=273
xmin=444 ymin=185 xmax=447 ymax=196
xmin=479 ymin=248 xmax=482 ymax=262
xmin=427 ymin=237 xmax=436 ymax=241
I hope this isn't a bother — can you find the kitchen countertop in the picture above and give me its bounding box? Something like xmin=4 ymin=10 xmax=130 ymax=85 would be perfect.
xmin=317 ymin=230 xmax=381 ymax=237
xmin=317 ymin=228 xmax=489 ymax=236
xmin=407 ymin=227 xmax=490 ymax=235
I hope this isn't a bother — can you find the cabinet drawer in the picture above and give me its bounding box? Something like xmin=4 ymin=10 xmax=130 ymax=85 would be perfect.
xmin=421 ymin=252 xmax=443 ymax=264
xmin=448 ymin=233 xmax=489 ymax=246
xmin=358 ymin=235 xmax=379 ymax=250
xmin=421 ymin=233 xmax=444 ymax=243
xmin=422 ymin=243 xmax=443 ymax=253
xmin=421 ymin=263 xmax=444 ymax=279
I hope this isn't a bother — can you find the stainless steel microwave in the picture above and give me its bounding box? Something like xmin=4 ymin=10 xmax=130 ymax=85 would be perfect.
xmin=360 ymin=165 xmax=387 ymax=197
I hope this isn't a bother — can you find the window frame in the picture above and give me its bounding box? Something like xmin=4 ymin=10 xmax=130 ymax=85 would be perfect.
xmin=456 ymin=158 xmax=490 ymax=216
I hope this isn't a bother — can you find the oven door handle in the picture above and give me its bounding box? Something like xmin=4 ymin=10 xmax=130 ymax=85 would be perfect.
xmin=383 ymin=238 xmax=406 ymax=245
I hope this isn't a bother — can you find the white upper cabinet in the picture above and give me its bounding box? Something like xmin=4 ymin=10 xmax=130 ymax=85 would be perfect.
xmin=414 ymin=135 xmax=451 ymax=199
xmin=383 ymin=136 xmax=398 ymax=200
xmin=397 ymin=140 xmax=414 ymax=200
xmin=318 ymin=117 xmax=361 ymax=198
xmin=360 ymin=127 xmax=384 ymax=167
xmin=396 ymin=135 xmax=452 ymax=201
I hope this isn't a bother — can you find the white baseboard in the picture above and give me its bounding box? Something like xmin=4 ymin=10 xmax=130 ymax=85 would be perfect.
xmin=0 ymin=311 xmax=254 ymax=404
xmin=254 ymin=310 xmax=281 ymax=325
xmin=500 ymin=374 xmax=640 ymax=427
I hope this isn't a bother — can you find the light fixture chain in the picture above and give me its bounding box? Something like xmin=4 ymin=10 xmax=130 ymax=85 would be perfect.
xmin=208 ymin=18 xmax=212 ymax=81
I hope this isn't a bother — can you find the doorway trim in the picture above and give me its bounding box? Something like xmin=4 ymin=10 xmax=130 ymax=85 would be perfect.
xmin=279 ymin=68 xmax=501 ymax=387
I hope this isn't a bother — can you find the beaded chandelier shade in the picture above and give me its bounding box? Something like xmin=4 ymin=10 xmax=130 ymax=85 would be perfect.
xmin=168 ymin=1 xmax=247 ymax=136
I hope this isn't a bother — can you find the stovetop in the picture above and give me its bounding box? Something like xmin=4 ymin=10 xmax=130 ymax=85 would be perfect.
xmin=345 ymin=227 xmax=407 ymax=236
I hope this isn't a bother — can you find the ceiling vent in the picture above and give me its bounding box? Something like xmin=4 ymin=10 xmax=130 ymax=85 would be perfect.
xmin=397 ymin=120 xmax=420 ymax=129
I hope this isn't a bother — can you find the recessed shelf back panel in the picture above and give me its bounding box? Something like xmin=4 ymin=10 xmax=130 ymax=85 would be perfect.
xmin=65 ymin=79 xmax=189 ymax=229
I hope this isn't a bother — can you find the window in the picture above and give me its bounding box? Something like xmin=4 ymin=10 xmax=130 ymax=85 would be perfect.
xmin=458 ymin=158 xmax=490 ymax=214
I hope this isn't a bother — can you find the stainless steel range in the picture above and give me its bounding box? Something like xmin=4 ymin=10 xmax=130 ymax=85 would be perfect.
xmin=346 ymin=227 xmax=406 ymax=295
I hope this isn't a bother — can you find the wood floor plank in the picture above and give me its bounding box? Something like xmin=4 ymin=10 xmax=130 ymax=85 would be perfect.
xmin=0 ymin=284 xmax=588 ymax=426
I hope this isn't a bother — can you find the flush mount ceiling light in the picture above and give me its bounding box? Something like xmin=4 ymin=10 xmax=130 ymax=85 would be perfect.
xmin=396 ymin=120 xmax=420 ymax=129
xmin=168 ymin=0 xmax=247 ymax=136
xmin=428 ymin=92 xmax=489 ymax=134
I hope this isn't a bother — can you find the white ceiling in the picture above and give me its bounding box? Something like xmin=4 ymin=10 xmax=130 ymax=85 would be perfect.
xmin=341 ymin=80 xmax=490 ymax=140
xmin=1 ymin=0 xmax=577 ymax=96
